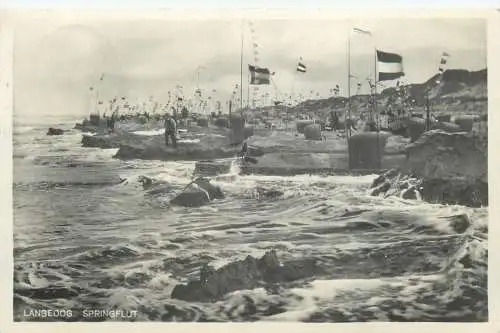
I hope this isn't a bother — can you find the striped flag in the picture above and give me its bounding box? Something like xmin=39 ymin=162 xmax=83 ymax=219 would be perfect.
xmin=297 ymin=58 xmax=306 ymax=73
xmin=248 ymin=65 xmax=271 ymax=85
xmin=376 ymin=50 xmax=404 ymax=81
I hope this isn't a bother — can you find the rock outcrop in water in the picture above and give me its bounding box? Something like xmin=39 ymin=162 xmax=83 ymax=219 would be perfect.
xmin=46 ymin=128 xmax=65 ymax=136
xmin=137 ymin=175 xmax=175 ymax=196
xmin=170 ymin=250 xmax=319 ymax=302
xmin=194 ymin=160 xmax=232 ymax=176
xmin=112 ymin=128 xmax=242 ymax=161
xmin=81 ymin=132 xmax=146 ymax=149
xmin=256 ymin=186 xmax=284 ymax=199
xmin=371 ymin=130 xmax=487 ymax=207
xmin=240 ymin=131 xmax=408 ymax=176
xmin=170 ymin=177 xmax=224 ymax=207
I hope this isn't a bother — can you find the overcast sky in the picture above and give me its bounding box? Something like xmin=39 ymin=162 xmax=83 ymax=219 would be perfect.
xmin=13 ymin=12 xmax=486 ymax=116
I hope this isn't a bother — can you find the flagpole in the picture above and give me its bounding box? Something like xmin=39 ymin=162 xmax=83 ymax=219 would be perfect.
xmin=347 ymin=35 xmax=351 ymax=139
xmin=374 ymin=46 xmax=381 ymax=170
xmin=247 ymin=73 xmax=250 ymax=110
xmin=290 ymin=70 xmax=298 ymax=105
xmin=240 ymin=19 xmax=244 ymax=118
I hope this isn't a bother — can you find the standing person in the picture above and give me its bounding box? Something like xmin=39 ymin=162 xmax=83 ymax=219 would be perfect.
xmin=109 ymin=112 xmax=116 ymax=131
xmin=164 ymin=113 xmax=177 ymax=148
xmin=330 ymin=111 xmax=339 ymax=132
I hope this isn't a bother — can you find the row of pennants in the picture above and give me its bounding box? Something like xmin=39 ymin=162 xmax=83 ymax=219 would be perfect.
xmin=248 ymin=50 xmax=450 ymax=86
xmin=88 ymin=21 xmax=453 ymax=109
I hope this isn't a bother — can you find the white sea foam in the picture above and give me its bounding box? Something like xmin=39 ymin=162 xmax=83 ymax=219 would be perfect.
xmin=132 ymin=129 xmax=164 ymax=136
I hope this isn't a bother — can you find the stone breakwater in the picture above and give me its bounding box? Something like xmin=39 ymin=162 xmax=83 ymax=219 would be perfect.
xmin=75 ymin=115 xmax=487 ymax=207
xmin=370 ymin=130 xmax=487 ymax=208
xmin=240 ymin=131 xmax=409 ymax=176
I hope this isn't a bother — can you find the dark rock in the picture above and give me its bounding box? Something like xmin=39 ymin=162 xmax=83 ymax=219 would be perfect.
xmin=371 ymin=169 xmax=399 ymax=188
xmin=137 ymin=175 xmax=155 ymax=190
xmin=446 ymin=214 xmax=471 ymax=234
xmin=421 ymin=178 xmax=487 ymax=207
xmin=401 ymin=186 xmax=419 ymax=200
xmin=170 ymin=178 xmax=224 ymax=207
xmin=114 ymin=133 xmax=239 ymax=161
xmin=256 ymin=187 xmax=284 ymax=199
xmin=194 ymin=160 xmax=232 ymax=176
xmin=371 ymin=174 xmax=386 ymax=188
xmin=81 ymin=133 xmax=136 ymax=149
xmin=16 ymin=286 xmax=84 ymax=299
xmin=371 ymin=181 xmax=391 ymax=197
xmin=193 ymin=177 xmax=225 ymax=200
xmin=170 ymin=187 xmax=210 ymax=207
xmin=404 ymin=130 xmax=487 ymax=207
xmin=170 ymin=250 xmax=318 ymax=302
xmin=137 ymin=176 xmax=174 ymax=195
xmin=373 ymin=131 xmax=488 ymax=207
xmin=47 ymin=128 xmax=65 ymax=136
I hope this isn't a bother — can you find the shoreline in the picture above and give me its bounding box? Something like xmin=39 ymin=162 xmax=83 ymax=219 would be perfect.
xmin=68 ymin=115 xmax=488 ymax=208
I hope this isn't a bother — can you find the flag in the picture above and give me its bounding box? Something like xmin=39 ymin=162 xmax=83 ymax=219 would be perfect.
xmin=297 ymin=58 xmax=306 ymax=73
xmin=248 ymin=65 xmax=271 ymax=85
xmin=442 ymin=51 xmax=450 ymax=57
xmin=377 ymin=50 xmax=404 ymax=81
xmin=353 ymin=28 xmax=372 ymax=35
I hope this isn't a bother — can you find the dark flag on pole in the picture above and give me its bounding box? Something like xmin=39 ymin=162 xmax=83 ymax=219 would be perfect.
xmin=376 ymin=50 xmax=404 ymax=81
xmin=248 ymin=65 xmax=271 ymax=85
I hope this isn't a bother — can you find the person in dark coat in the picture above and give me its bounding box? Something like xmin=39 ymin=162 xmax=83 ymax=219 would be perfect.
xmin=330 ymin=111 xmax=339 ymax=131
xmin=164 ymin=114 xmax=177 ymax=148
xmin=109 ymin=112 xmax=116 ymax=131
